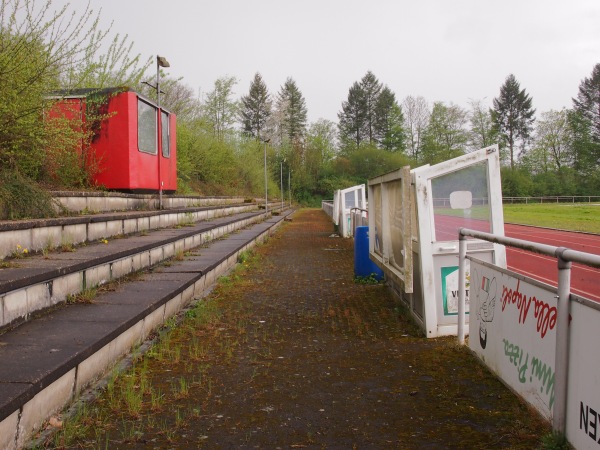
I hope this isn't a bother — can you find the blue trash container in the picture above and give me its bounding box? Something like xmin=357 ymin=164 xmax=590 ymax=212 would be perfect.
xmin=354 ymin=226 xmax=384 ymax=280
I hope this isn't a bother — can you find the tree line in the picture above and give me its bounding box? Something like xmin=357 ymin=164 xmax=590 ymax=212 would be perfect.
xmin=1 ymin=0 xmax=599 ymax=219
xmin=177 ymin=65 xmax=600 ymax=202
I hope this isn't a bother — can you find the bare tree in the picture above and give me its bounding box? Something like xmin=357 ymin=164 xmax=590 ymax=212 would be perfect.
xmin=468 ymin=99 xmax=496 ymax=151
xmin=401 ymin=95 xmax=430 ymax=164
xmin=529 ymin=109 xmax=572 ymax=171
xmin=203 ymin=76 xmax=238 ymax=141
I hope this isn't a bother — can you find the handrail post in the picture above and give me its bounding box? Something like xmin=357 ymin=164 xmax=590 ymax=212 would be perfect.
xmin=457 ymin=229 xmax=467 ymax=345
xmin=553 ymin=247 xmax=572 ymax=434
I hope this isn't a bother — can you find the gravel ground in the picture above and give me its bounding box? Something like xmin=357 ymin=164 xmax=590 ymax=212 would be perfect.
xmin=56 ymin=208 xmax=550 ymax=449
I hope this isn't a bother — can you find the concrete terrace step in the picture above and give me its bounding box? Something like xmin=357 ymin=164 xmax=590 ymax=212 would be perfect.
xmin=0 ymin=209 xmax=293 ymax=449
xmin=0 ymin=206 xmax=286 ymax=332
xmin=51 ymin=192 xmax=249 ymax=214
xmin=0 ymin=201 xmax=270 ymax=261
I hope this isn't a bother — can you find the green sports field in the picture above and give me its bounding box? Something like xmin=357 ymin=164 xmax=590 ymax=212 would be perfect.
xmin=503 ymin=203 xmax=600 ymax=234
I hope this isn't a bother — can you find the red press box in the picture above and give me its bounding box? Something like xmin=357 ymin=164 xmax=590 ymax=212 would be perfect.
xmin=48 ymin=87 xmax=177 ymax=193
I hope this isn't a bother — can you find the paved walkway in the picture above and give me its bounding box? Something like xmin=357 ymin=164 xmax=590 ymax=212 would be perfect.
xmin=49 ymin=209 xmax=550 ymax=449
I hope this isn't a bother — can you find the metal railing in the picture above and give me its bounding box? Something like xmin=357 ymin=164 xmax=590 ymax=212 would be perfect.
xmin=322 ymin=200 xmax=334 ymax=219
xmin=503 ymin=195 xmax=600 ymax=204
xmin=457 ymin=227 xmax=600 ymax=435
xmin=350 ymin=207 xmax=368 ymax=237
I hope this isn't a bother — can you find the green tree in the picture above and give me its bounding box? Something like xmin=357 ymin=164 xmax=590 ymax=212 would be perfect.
xmin=338 ymin=72 xmax=405 ymax=153
xmin=375 ymin=87 xmax=406 ymax=152
xmin=0 ymin=0 xmax=147 ymax=197
xmin=338 ymin=81 xmax=366 ymax=152
xmin=468 ymin=99 xmax=496 ymax=151
xmin=421 ymin=102 xmax=468 ymax=164
xmin=570 ymin=63 xmax=600 ymax=174
xmin=360 ymin=71 xmax=383 ymax=144
xmin=492 ymin=74 xmax=536 ymax=168
xmin=522 ymin=109 xmax=571 ymax=173
xmin=500 ymin=166 xmax=534 ymax=197
xmin=203 ymin=76 xmax=238 ymax=141
xmin=65 ymin=33 xmax=150 ymax=90
xmin=0 ymin=0 xmax=95 ymax=176
xmin=239 ymin=72 xmax=271 ymax=140
xmin=308 ymin=119 xmax=337 ymax=164
xmin=275 ymin=77 xmax=307 ymax=145
xmin=348 ymin=144 xmax=409 ymax=183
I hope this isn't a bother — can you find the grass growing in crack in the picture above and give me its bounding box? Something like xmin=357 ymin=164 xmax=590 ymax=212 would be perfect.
xmin=46 ymin=238 xmax=264 ymax=447
xmin=49 ymin=403 xmax=91 ymax=448
xmin=189 ymin=338 xmax=207 ymax=360
xmin=540 ymin=431 xmax=571 ymax=450
xmin=120 ymin=419 xmax=142 ymax=443
xmin=176 ymin=212 xmax=195 ymax=228
xmin=354 ymin=273 xmax=382 ymax=285
xmin=175 ymin=409 xmax=185 ymax=428
xmin=60 ymin=237 xmax=76 ymax=253
xmin=170 ymin=346 xmax=182 ymax=364
xmin=174 ymin=249 xmax=185 ymax=261
xmin=121 ymin=375 xmax=144 ymax=418
xmin=66 ymin=287 xmax=98 ymax=304
xmin=173 ymin=377 xmax=190 ymax=399
xmin=150 ymin=387 xmax=165 ymax=412
xmin=237 ymin=249 xmax=253 ymax=264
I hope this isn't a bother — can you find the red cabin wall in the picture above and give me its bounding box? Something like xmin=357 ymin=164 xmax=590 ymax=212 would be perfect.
xmin=54 ymin=90 xmax=178 ymax=193
xmin=91 ymin=91 xmax=134 ymax=190
xmin=160 ymin=113 xmax=177 ymax=193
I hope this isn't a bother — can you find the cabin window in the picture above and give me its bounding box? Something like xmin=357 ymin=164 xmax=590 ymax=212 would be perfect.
xmin=161 ymin=110 xmax=170 ymax=157
xmin=138 ymin=98 xmax=157 ymax=154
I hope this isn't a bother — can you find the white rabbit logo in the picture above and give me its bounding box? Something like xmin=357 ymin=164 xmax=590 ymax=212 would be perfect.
xmin=474 ymin=270 xmax=497 ymax=349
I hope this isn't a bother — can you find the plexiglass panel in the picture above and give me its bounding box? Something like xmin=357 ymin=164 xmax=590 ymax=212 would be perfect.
xmin=372 ymin=184 xmax=382 ymax=257
xmin=344 ymin=191 xmax=356 ymax=209
xmin=161 ymin=111 xmax=170 ymax=157
xmin=431 ymin=161 xmax=490 ymax=241
xmin=388 ymin=179 xmax=405 ymax=269
xmin=138 ymin=99 xmax=157 ymax=154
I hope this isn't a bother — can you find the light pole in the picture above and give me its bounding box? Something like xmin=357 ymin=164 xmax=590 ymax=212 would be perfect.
xmin=280 ymin=158 xmax=285 ymax=210
xmin=156 ymin=55 xmax=169 ymax=209
xmin=288 ymin=169 xmax=291 ymax=207
xmin=263 ymin=139 xmax=270 ymax=213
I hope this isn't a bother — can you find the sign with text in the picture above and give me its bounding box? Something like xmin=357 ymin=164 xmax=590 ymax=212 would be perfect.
xmin=441 ymin=262 xmax=470 ymax=316
xmin=566 ymin=300 xmax=600 ymax=449
xmin=468 ymin=258 xmax=558 ymax=419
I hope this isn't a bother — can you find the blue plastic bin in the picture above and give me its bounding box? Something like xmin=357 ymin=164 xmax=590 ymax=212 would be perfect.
xmin=354 ymin=226 xmax=384 ymax=280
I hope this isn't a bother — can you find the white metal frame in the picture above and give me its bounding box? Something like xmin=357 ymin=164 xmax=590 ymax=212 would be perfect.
xmin=368 ymin=167 xmax=413 ymax=293
xmin=336 ymin=184 xmax=366 ymax=237
xmin=411 ymin=145 xmax=506 ymax=337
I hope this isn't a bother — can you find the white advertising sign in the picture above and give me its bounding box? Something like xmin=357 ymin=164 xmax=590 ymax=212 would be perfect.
xmin=469 ymin=258 xmax=557 ymax=419
xmin=566 ymin=300 xmax=600 ymax=449
xmin=441 ymin=262 xmax=470 ymax=316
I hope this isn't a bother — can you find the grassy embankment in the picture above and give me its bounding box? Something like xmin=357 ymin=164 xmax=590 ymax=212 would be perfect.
xmin=503 ymin=203 xmax=600 ymax=234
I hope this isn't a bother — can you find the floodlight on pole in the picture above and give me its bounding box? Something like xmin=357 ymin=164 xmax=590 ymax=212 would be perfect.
xmin=280 ymin=158 xmax=285 ymax=210
xmin=263 ymin=139 xmax=270 ymax=213
xmin=156 ymin=55 xmax=169 ymax=209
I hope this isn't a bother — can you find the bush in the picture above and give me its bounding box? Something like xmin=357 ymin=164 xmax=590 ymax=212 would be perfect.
xmin=0 ymin=170 xmax=57 ymax=219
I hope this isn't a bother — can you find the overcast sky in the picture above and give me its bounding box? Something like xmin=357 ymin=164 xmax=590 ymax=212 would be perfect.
xmin=51 ymin=0 xmax=600 ymax=124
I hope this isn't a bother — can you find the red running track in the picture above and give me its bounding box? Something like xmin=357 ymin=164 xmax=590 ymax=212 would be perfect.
xmin=504 ymin=224 xmax=600 ymax=302
xmin=432 ymin=215 xmax=600 ymax=302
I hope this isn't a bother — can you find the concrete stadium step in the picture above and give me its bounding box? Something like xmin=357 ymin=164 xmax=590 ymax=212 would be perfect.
xmin=0 ymin=204 xmax=284 ymax=332
xmin=51 ymin=192 xmax=249 ymax=214
xmin=0 ymin=209 xmax=293 ymax=449
xmin=0 ymin=200 xmax=272 ymax=261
